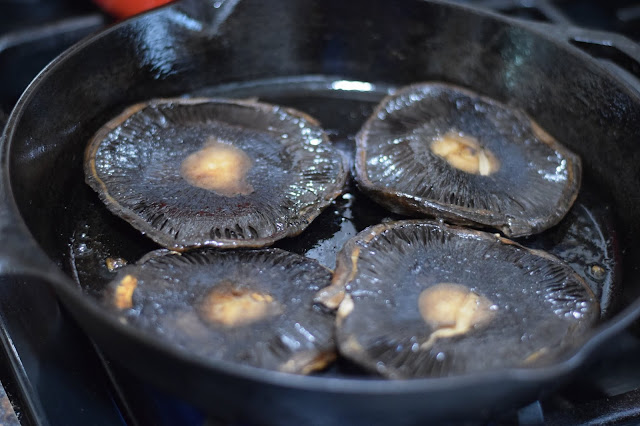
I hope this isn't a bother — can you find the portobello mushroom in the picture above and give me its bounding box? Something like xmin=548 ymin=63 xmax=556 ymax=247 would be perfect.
xmin=320 ymin=220 xmax=599 ymax=379
xmin=105 ymin=248 xmax=336 ymax=374
xmin=85 ymin=98 xmax=347 ymax=250
xmin=355 ymin=83 xmax=581 ymax=237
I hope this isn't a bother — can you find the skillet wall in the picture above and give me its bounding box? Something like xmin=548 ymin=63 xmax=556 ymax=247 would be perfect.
xmin=7 ymin=1 xmax=640 ymax=303
xmin=5 ymin=0 xmax=640 ymax=423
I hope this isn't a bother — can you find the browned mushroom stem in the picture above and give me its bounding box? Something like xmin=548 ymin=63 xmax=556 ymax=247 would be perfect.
xmin=198 ymin=283 xmax=282 ymax=327
xmin=430 ymin=132 xmax=500 ymax=176
xmin=114 ymin=274 xmax=137 ymax=309
xmin=181 ymin=138 xmax=254 ymax=197
xmin=418 ymin=283 xmax=495 ymax=349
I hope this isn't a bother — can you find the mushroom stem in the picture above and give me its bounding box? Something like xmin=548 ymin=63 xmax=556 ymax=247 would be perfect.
xmin=418 ymin=283 xmax=495 ymax=350
xmin=430 ymin=132 xmax=500 ymax=176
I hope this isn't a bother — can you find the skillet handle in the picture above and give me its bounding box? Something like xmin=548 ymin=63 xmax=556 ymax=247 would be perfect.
xmin=0 ymin=212 xmax=129 ymax=426
xmin=0 ymin=198 xmax=66 ymax=282
xmin=565 ymin=27 xmax=640 ymax=90
xmin=0 ymin=111 xmax=68 ymax=282
xmin=0 ymin=121 xmax=130 ymax=425
xmin=524 ymin=22 xmax=640 ymax=92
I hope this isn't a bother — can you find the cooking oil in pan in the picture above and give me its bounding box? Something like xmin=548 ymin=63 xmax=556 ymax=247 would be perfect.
xmin=66 ymin=77 xmax=619 ymax=376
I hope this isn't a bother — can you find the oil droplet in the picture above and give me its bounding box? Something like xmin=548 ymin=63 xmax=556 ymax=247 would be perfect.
xmin=436 ymin=352 xmax=446 ymax=361
xmin=589 ymin=264 xmax=606 ymax=280
xmin=106 ymin=257 xmax=127 ymax=272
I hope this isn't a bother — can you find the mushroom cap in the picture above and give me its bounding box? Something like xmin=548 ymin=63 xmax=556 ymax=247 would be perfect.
xmin=329 ymin=220 xmax=599 ymax=379
xmin=85 ymin=98 xmax=347 ymax=250
xmin=355 ymin=83 xmax=581 ymax=237
xmin=105 ymin=248 xmax=336 ymax=374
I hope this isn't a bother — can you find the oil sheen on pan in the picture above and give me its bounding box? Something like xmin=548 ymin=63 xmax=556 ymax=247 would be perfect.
xmin=84 ymin=98 xmax=348 ymax=250
xmin=355 ymin=83 xmax=581 ymax=237
xmin=320 ymin=220 xmax=598 ymax=379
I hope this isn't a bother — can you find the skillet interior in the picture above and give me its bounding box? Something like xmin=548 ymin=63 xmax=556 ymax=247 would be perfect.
xmin=69 ymin=75 xmax=618 ymax=326
xmin=4 ymin=0 xmax=640 ymax=423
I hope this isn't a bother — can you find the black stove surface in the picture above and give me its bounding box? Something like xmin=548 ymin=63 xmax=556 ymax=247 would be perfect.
xmin=2 ymin=1 xmax=640 ymax=425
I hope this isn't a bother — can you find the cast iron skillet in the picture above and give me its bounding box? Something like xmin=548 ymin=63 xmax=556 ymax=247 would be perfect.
xmin=2 ymin=0 xmax=640 ymax=424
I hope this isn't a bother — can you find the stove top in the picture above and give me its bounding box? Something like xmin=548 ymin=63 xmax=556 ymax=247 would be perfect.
xmin=1 ymin=1 xmax=640 ymax=425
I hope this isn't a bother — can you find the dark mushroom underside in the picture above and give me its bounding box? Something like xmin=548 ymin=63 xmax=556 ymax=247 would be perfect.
xmin=355 ymin=83 xmax=581 ymax=237
xmin=104 ymin=248 xmax=336 ymax=374
xmin=330 ymin=220 xmax=599 ymax=379
xmin=85 ymin=98 xmax=347 ymax=250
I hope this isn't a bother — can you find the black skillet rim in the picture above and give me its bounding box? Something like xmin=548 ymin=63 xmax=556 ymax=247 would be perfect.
xmin=2 ymin=0 xmax=640 ymax=395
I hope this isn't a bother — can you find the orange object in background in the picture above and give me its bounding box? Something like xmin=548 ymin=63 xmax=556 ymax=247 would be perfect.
xmin=93 ymin=0 xmax=174 ymax=19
